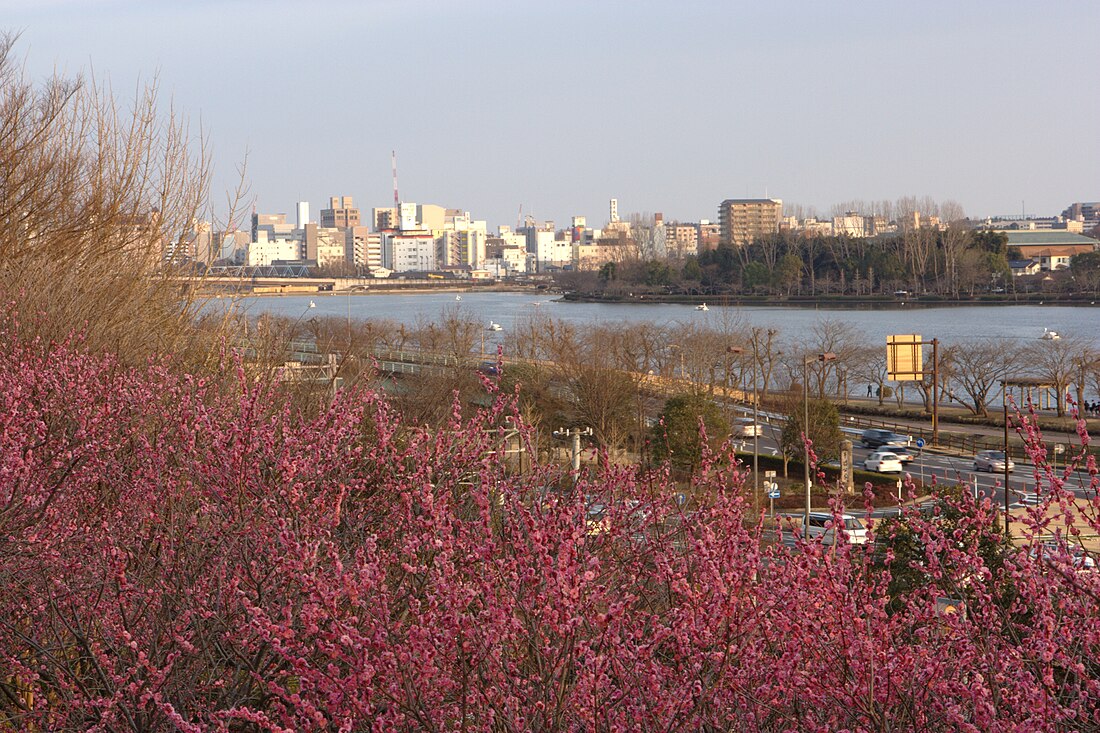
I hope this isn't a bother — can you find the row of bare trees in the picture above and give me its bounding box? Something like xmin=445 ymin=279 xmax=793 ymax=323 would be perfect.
xmin=265 ymin=310 xmax=1100 ymax=460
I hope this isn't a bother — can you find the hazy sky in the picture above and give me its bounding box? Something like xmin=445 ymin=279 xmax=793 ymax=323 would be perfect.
xmin=5 ymin=0 xmax=1098 ymax=230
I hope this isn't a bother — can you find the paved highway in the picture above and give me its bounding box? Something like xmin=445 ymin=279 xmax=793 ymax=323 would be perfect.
xmin=729 ymin=412 xmax=1096 ymax=516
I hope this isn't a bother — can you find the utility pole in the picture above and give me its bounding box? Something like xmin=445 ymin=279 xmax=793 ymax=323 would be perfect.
xmin=931 ymin=338 xmax=939 ymax=445
xmin=804 ymin=353 xmax=837 ymax=539
xmin=554 ymin=426 xmax=593 ymax=474
xmin=1003 ymin=390 xmax=1011 ymax=534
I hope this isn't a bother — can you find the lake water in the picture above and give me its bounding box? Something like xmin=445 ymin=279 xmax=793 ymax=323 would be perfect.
xmin=221 ymin=291 xmax=1100 ymax=349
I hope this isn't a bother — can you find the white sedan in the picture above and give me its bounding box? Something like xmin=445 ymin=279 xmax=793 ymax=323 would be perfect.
xmin=732 ymin=417 xmax=763 ymax=437
xmin=863 ymin=451 xmax=904 ymax=474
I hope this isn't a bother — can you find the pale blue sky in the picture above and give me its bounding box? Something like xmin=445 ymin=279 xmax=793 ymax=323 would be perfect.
xmin=5 ymin=0 xmax=1098 ymax=229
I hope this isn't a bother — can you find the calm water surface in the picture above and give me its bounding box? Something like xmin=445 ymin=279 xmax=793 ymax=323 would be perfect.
xmin=224 ymin=292 xmax=1100 ymax=348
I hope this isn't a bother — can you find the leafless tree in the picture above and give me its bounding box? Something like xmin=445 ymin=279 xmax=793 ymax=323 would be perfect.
xmin=1023 ymin=335 xmax=1090 ymax=417
xmin=939 ymin=222 xmax=972 ymax=297
xmin=0 ymin=32 xmax=234 ymax=370
xmin=848 ymin=345 xmax=891 ymax=406
xmin=949 ymin=339 xmax=1022 ymax=416
xmin=804 ymin=320 xmax=862 ymax=398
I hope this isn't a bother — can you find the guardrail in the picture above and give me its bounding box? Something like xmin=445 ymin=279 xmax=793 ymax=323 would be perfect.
xmin=839 ymin=414 xmax=1016 ymax=460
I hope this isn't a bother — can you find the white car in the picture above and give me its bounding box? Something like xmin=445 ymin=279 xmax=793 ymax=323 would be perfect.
xmin=801 ymin=512 xmax=870 ymax=546
xmin=974 ymin=450 xmax=1014 ymax=473
xmin=732 ymin=417 xmax=763 ymax=438
xmin=863 ymin=451 xmax=903 ymax=474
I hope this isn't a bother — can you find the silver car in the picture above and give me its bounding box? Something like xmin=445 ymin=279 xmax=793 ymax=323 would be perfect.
xmin=974 ymin=450 xmax=1014 ymax=472
xmin=732 ymin=417 xmax=763 ymax=437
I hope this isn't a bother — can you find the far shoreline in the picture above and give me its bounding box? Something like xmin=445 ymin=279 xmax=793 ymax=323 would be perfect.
xmin=558 ymin=291 xmax=1100 ymax=310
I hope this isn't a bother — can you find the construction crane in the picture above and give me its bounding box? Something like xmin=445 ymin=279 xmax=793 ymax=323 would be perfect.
xmin=391 ymin=150 xmax=399 ymax=210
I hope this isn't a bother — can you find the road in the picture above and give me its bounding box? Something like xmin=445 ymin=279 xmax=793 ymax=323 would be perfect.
xmin=729 ymin=411 xmax=1096 ymax=517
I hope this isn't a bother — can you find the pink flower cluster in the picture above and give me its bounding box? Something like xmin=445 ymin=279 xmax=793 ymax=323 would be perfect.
xmin=1 ymin=326 xmax=1098 ymax=731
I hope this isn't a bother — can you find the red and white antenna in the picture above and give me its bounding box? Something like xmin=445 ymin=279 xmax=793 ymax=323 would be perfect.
xmin=391 ymin=150 xmax=399 ymax=209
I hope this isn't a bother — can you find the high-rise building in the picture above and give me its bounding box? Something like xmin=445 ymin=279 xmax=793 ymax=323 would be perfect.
xmin=717 ymin=198 xmax=782 ymax=247
xmin=416 ymin=204 xmax=446 ymax=232
xmin=347 ymin=226 xmax=382 ymax=271
xmin=666 ymin=223 xmax=699 ymax=258
xmin=296 ymin=201 xmax=310 ymax=229
xmin=609 ymin=198 xmax=619 ymax=224
xmin=398 ymin=202 xmax=418 ymax=231
xmin=372 ymin=207 xmax=397 ymax=231
xmin=320 ymin=196 xmax=360 ymax=229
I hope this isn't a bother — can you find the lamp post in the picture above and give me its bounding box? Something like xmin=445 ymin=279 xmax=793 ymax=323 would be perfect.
xmin=804 ymin=352 xmax=837 ymax=538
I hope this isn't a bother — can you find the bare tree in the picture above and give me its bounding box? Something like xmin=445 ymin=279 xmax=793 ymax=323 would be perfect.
xmin=1023 ymin=336 xmax=1090 ymax=417
xmin=0 ymin=33 xmax=236 ymax=370
xmin=848 ymin=345 xmax=891 ymax=406
xmin=805 ymin=320 xmax=862 ymax=398
xmin=949 ymin=339 xmax=1021 ymax=416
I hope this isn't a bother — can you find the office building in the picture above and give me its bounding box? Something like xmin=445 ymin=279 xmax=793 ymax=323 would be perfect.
xmin=320 ymin=196 xmax=360 ymax=229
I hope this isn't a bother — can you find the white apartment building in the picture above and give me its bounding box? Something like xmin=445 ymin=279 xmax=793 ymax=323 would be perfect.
xmin=398 ymin=202 xmax=418 ymax=231
xmin=832 ymin=213 xmax=865 ymax=238
xmin=247 ymin=233 xmax=302 ymax=266
xmin=524 ymin=228 xmax=572 ymax=272
xmin=383 ymin=231 xmax=436 ymax=272
xmin=315 ymin=226 xmax=350 ymax=268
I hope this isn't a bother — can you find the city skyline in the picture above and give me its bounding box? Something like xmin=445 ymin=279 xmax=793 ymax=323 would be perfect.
xmin=6 ymin=0 xmax=1098 ymax=229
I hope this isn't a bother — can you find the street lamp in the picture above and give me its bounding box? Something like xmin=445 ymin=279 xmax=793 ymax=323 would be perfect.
xmin=804 ymin=352 xmax=837 ymax=538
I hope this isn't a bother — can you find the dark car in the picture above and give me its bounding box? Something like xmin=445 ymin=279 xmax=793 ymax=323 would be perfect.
xmin=860 ymin=428 xmax=910 ymax=449
xmin=477 ymin=360 xmax=500 ymax=376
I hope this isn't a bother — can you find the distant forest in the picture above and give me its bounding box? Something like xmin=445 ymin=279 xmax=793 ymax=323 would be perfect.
xmin=565 ymin=230 xmax=1100 ymax=298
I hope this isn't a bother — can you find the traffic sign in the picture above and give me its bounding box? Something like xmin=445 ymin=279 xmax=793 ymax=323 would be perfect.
xmin=766 ymin=481 xmax=780 ymax=499
xmin=764 ymin=470 xmax=776 ymax=478
xmin=915 ymin=438 xmax=925 ymax=449
xmin=767 ymin=489 xmax=780 ymax=499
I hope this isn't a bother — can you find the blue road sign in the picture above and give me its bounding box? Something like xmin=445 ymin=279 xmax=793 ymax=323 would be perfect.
xmin=915 ymin=438 xmax=926 ymax=449
xmin=767 ymin=489 xmax=781 ymax=499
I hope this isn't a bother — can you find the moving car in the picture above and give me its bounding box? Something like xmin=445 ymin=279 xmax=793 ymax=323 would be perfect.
xmin=1029 ymin=541 xmax=1096 ymax=572
xmin=863 ymin=451 xmax=904 ymax=474
xmin=860 ymin=428 xmax=910 ymax=449
xmin=732 ymin=417 xmax=763 ymax=438
xmin=800 ymin=512 xmax=870 ymax=546
xmin=973 ymin=450 xmax=1014 ymax=473
xmin=890 ymin=446 xmax=918 ymax=464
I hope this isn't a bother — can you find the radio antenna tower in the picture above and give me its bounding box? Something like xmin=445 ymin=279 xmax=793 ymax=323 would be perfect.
xmin=391 ymin=150 xmax=399 ymax=209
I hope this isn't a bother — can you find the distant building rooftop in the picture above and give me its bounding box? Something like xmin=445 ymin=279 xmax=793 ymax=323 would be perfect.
xmin=1001 ymin=231 xmax=1096 ymax=247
